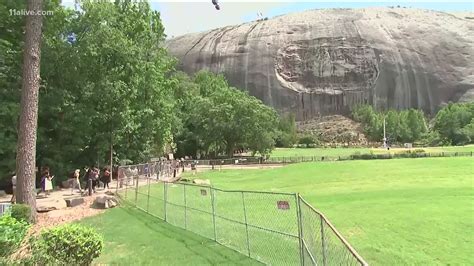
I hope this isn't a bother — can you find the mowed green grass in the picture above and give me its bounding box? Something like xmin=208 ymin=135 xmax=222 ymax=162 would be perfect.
xmin=183 ymin=157 xmax=474 ymax=265
xmin=122 ymin=182 xmax=301 ymax=265
xmin=78 ymin=205 xmax=260 ymax=265
xmin=269 ymin=145 xmax=474 ymax=157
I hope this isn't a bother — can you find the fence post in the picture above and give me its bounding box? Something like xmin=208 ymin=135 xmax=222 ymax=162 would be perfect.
xmin=241 ymin=192 xmax=251 ymax=257
xmin=320 ymin=215 xmax=327 ymax=266
xmin=146 ymin=175 xmax=151 ymax=213
xmin=184 ymin=184 xmax=187 ymax=230
xmin=115 ymin=167 xmax=120 ymax=194
xmin=211 ymin=187 xmax=217 ymax=241
xmin=164 ymin=182 xmax=167 ymax=222
xmin=296 ymin=194 xmax=304 ymax=266
xmin=124 ymin=175 xmax=128 ymax=199
xmin=134 ymin=174 xmax=139 ymax=207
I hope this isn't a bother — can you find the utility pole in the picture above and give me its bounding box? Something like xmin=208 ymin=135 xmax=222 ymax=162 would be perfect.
xmin=110 ymin=134 xmax=113 ymax=185
xmin=383 ymin=117 xmax=387 ymax=149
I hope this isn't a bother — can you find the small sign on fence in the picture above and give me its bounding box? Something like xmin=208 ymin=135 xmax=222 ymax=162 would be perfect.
xmin=277 ymin=201 xmax=290 ymax=210
xmin=200 ymin=189 xmax=207 ymax=196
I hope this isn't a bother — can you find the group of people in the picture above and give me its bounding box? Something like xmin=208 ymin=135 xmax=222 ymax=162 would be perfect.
xmin=9 ymin=166 xmax=113 ymax=203
xmin=9 ymin=167 xmax=54 ymax=203
xmin=69 ymin=166 xmax=112 ymax=195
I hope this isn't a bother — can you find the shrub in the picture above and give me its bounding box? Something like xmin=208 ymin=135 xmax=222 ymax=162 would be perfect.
xmin=0 ymin=215 xmax=30 ymax=257
xmin=30 ymin=224 xmax=104 ymax=265
xmin=298 ymin=135 xmax=318 ymax=147
xmin=10 ymin=204 xmax=32 ymax=223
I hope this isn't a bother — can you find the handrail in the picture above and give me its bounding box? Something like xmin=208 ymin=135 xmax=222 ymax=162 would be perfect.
xmin=299 ymin=196 xmax=368 ymax=266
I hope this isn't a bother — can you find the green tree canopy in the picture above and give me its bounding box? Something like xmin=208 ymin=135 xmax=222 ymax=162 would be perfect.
xmin=434 ymin=102 xmax=474 ymax=145
xmin=174 ymin=71 xmax=279 ymax=158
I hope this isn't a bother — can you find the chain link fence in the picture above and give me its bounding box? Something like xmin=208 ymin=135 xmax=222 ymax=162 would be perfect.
xmin=182 ymin=150 xmax=473 ymax=167
xmin=0 ymin=203 xmax=11 ymax=217
xmin=115 ymin=160 xmax=181 ymax=189
xmin=116 ymin=167 xmax=367 ymax=265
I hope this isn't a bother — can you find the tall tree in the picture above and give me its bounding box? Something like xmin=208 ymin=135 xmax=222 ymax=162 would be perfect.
xmin=0 ymin=0 xmax=26 ymax=179
xmin=16 ymin=0 xmax=44 ymax=222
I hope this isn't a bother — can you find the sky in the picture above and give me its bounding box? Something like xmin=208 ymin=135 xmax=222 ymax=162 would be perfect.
xmin=62 ymin=1 xmax=474 ymax=38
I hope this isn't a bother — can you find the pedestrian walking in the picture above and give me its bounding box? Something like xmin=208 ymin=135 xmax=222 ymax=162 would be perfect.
xmin=10 ymin=174 xmax=16 ymax=204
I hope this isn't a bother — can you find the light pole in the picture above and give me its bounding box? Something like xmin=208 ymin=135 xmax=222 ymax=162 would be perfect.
xmin=383 ymin=116 xmax=387 ymax=149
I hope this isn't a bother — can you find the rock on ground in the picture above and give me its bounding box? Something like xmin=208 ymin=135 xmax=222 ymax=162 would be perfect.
xmin=94 ymin=195 xmax=119 ymax=209
xmin=33 ymin=196 xmax=105 ymax=234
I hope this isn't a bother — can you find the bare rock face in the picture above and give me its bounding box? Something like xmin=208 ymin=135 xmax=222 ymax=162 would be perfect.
xmin=166 ymin=8 xmax=474 ymax=120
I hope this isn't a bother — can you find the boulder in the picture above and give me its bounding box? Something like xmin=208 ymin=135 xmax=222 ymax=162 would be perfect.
xmin=0 ymin=190 xmax=6 ymax=197
xmin=193 ymin=179 xmax=211 ymax=186
xmin=94 ymin=195 xmax=119 ymax=209
xmin=61 ymin=180 xmax=71 ymax=189
xmin=36 ymin=198 xmax=67 ymax=211
xmin=65 ymin=197 xmax=85 ymax=207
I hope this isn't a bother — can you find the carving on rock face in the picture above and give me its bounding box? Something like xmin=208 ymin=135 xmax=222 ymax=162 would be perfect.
xmin=275 ymin=37 xmax=379 ymax=94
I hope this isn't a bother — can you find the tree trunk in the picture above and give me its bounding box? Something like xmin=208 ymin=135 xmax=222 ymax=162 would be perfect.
xmin=16 ymin=0 xmax=44 ymax=223
xmin=226 ymin=143 xmax=235 ymax=158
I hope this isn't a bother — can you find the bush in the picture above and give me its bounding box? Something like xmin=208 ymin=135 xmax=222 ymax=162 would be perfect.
xmin=298 ymin=135 xmax=318 ymax=147
xmin=30 ymin=224 xmax=104 ymax=265
xmin=10 ymin=204 xmax=31 ymax=223
xmin=0 ymin=215 xmax=30 ymax=258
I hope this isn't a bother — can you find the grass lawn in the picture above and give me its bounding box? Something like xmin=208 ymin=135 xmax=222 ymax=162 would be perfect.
xmin=78 ymin=205 xmax=260 ymax=265
xmin=182 ymin=157 xmax=474 ymax=265
xmin=269 ymin=145 xmax=474 ymax=157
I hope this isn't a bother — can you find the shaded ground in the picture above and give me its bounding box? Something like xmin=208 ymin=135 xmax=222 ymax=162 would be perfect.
xmin=78 ymin=205 xmax=261 ymax=265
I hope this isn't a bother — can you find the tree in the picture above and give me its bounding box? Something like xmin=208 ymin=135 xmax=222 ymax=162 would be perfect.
xmin=385 ymin=110 xmax=400 ymax=143
xmin=298 ymin=135 xmax=317 ymax=148
xmin=405 ymin=109 xmax=427 ymax=142
xmin=351 ymin=104 xmax=383 ymax=141
xmin=31 ymin=0 xmax=177 ymax=177
xmin=0 ymin=0 xmax=26 ymax=180
xmin=434 ymin=102 xmax=474 ymax=145
xmin=16 ymin=0 xmax=44 ymax=222
xmin=173 ymin=71 xmax=279 ymax=158
xmin=352 ymin=105 xmax=428 ymax=144
xmin=276 ymin=113 xmax=297 ymax=147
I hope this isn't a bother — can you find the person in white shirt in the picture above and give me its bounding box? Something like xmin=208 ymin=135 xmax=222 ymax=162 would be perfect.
xmin=11 ymin=174 xmax=16 ymax=204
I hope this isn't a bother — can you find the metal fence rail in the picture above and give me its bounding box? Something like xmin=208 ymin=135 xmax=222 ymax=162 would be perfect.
xmin=183 ymin=151 xmax=473 ymax=166
xmin=116 ymin=168 xmax=368 ymax=265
